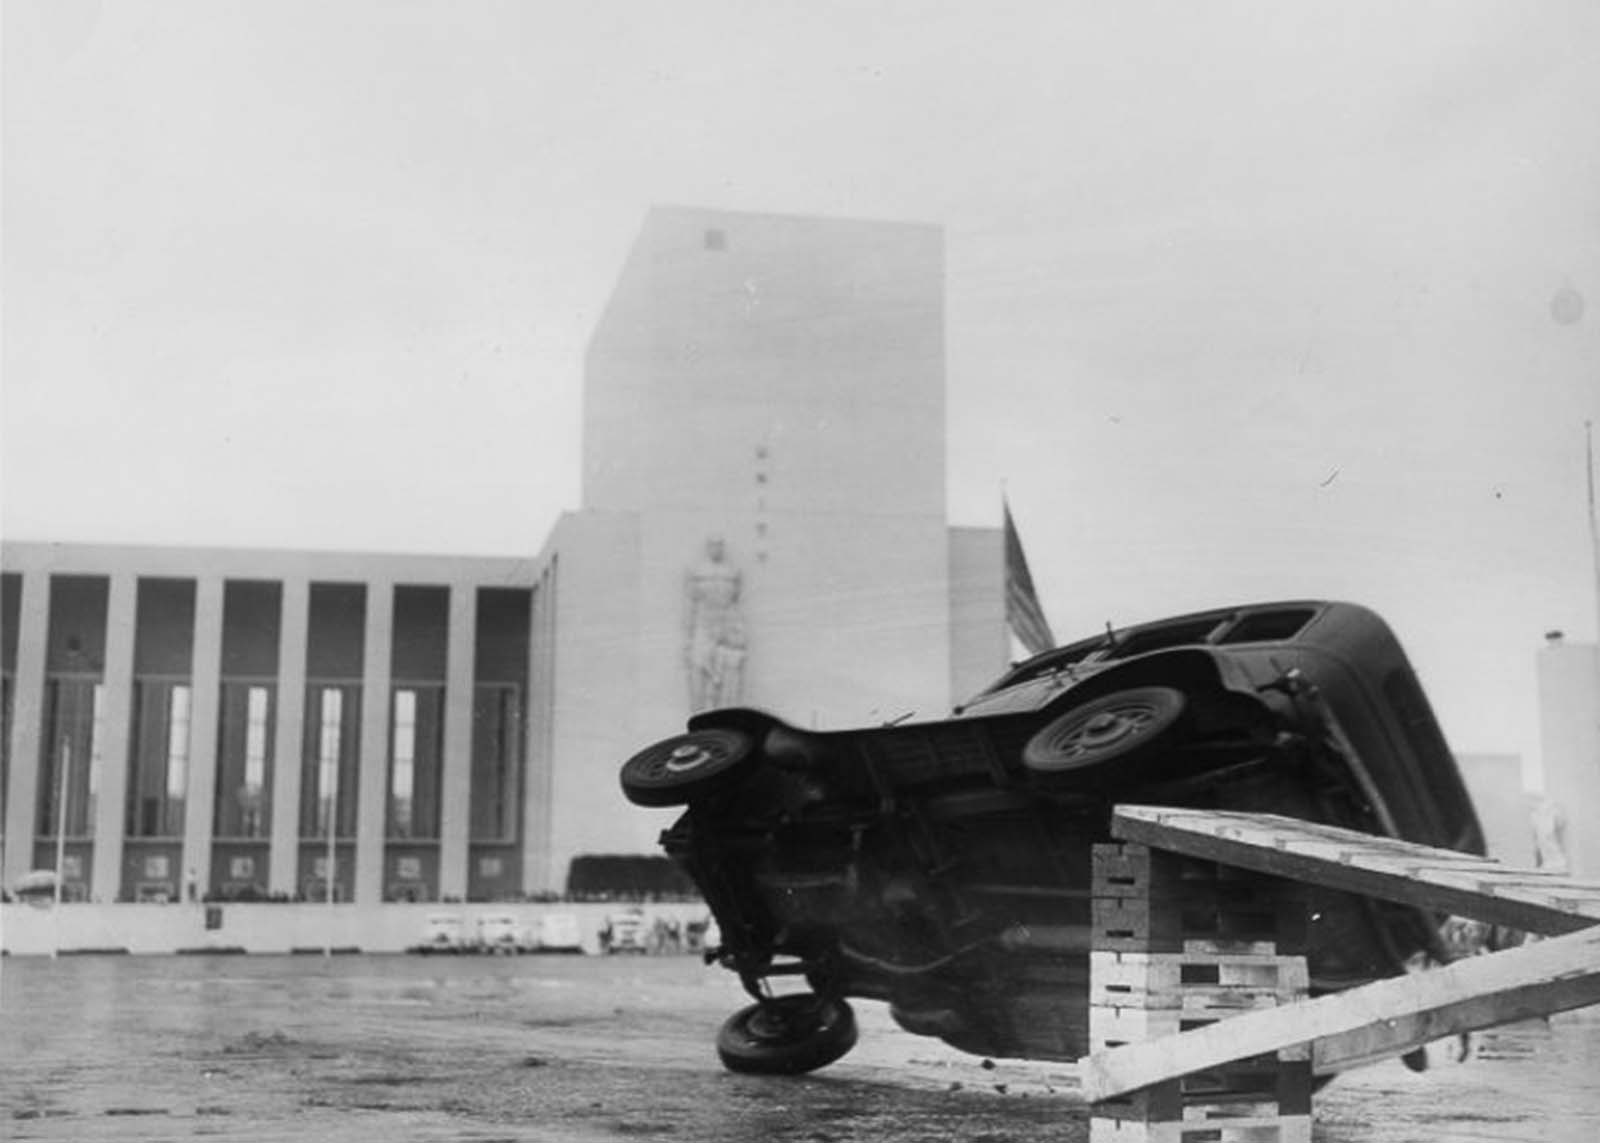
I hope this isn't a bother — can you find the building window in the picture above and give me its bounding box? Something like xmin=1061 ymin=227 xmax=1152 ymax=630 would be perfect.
xmin=244 ymin=687 xmax=269 ymax=807
xmin=88 ymin=684 xmax=104 ymax=830
xmin=317 ymin=689 xmax=341 ymax=836
xmin=126 ymin=680 xmax=189 ymax=838
xmin=469 ymin=684 xmax=521 ymax=842
xmin=318 ymin=689 xmax=341 ymax=820
xmin=1 ymin=674 xmax=11 ymax=831
xmin=300 ymin=684 xmax=359 ymax=839
xmin=391 ymin=689 xmax=417 ymax=837
xmin=216 ymin=682 xmax=274 ymax=837
xmin=388 ymin=685 xmax=442 ymax=839
xmin=38 ymin=678 xmax=102 ymax=837
xmin=165 ymin=686 xmax=190 ymax=803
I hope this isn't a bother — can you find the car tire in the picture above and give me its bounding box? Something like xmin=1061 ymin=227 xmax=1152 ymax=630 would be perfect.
xmin=1022 ymin=686 xmax=1187 ymax=773
xmin=716 ymin=994 xmax=858 ymax=1075
xmin=619 ymin=728 xmax=757 ymax=806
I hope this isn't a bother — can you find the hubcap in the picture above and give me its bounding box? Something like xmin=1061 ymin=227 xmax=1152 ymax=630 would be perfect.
xmin=747 ymin=1000 xmax=822 ymax=1042
xmin=663 ymin=742 xmax=718 ymax=773
xmin=1058 ymin=702 xmax=1156 ymax=756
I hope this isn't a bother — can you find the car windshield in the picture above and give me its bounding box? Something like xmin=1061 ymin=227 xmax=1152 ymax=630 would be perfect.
xmin=972 ymin=639 xmax=1108 ymax=697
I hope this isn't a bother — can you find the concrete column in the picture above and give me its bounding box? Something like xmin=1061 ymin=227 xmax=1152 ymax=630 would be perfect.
xmin=90 ymin=572 xmax=138 ymax=901
xmin=354 ymin=581 xmax=393 ymax=904
xmin=2 ymin=572 xmax=51 ymax=886
xmin=437 ymin=583 xmax=477 ymax=900
xmin=268 ymin=579 xmax=309 ymax=896
xmin=181 ymin=576 xmax=225 ymax=899
xmin=521 ymin=566 xmax=557 ymax=895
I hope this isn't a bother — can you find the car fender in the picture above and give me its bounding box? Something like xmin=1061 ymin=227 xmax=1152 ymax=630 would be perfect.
xmin=687 ymin=706 xmax=784 ymax=736
xmin=686 ymin=706 xmax=829 ymax=769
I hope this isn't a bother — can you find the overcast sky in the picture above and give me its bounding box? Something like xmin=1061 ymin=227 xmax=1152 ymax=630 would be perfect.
xmin=4 ymin=1 xmax=1597 ymax=782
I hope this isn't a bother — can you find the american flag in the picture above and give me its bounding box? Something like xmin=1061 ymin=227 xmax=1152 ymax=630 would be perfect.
xmin=1004 ymin=498 xmax=1055 ymax=656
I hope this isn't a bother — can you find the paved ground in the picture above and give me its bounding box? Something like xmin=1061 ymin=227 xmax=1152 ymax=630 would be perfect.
xmin=2 ymin=953 xmax=1597 ymax=1142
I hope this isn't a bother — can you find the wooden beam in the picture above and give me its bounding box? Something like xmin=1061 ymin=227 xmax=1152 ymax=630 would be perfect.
xmin=1080 ymin=916 xmax=1600 ymax=1100
xmin=1110 ymin=806 xmax=1600 ymax=936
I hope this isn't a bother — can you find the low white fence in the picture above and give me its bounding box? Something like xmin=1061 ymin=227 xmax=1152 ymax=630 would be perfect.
xmin=0 ymin=900 xmax=713 ymax=957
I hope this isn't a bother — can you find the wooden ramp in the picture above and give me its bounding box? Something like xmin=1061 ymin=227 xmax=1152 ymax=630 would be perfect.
xmin=1112 ymin=805 xmax=1600 ymax=936
xmin=1080 ymin=806 xmax=1600 ymax=1106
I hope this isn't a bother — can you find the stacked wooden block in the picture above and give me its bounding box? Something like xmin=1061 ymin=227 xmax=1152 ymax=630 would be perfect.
xmin=1088 ymin=842 xmax=1313 ymax=1143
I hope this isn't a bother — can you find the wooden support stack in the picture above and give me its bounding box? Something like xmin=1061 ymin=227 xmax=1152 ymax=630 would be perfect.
xmin=1089 ymin=842 xmax=1313 ymax=1143
xmin=1084 ymin=806 xmax=1600 ymax=1083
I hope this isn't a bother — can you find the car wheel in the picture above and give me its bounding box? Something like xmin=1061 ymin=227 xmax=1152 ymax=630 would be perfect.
xmin=716 ymin=994 xmax=858 ymax=1075
xmin=619 ymin=727 xmax=757 ymax=806
xmin=1022 ymin=686 xmax=1187 ymax=773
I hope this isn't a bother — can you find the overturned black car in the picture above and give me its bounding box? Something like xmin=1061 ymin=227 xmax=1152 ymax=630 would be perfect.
xmin=619 ymin=600 xmax=1485 ymax=1075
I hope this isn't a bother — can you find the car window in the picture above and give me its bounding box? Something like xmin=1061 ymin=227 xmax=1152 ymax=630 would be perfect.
xmin=1217 ymin=608 xmax=1317 ymax=644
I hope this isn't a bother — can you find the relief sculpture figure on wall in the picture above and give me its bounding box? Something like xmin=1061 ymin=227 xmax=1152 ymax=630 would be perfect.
xmin=684 ymin=535 xmax=747 ymax=712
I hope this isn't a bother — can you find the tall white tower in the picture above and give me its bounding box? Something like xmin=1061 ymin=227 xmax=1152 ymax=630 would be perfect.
xmin=581 ymin=206 xmax=955 ymax=725
xmin=532 ymin=207 xmax=1004 ymax=886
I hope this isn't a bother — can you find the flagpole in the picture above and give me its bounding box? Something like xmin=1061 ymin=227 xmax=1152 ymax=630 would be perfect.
xmin=53 ymin=740 xmax=70 ymax=960
xmin=325 ymin=755 xmax=337 ymax=958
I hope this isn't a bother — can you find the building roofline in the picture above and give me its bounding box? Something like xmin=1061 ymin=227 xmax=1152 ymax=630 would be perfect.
xmin=645 ymin=202 xmax=944 ymax=234
xmin=0 ymin=538 xmax=540 ymax=586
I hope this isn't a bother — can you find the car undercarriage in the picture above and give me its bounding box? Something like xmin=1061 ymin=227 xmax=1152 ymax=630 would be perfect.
xmin=621 ymin=602 xmax=1483 ymax=1074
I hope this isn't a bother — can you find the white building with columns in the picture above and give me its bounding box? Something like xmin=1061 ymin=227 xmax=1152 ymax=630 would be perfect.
xmin=0 ymin=544 xmax=551 ymax=904
xmin=1 ymin=206 xmax=1013 ymax=906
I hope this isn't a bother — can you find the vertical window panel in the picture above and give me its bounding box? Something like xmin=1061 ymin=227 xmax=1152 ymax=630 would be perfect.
xmin=300 ymin=683 xmax=359 ymax=839
xmin=244 ymin=687 xmax=269 ymax=799
xmin=387 ymin=685 xmax=441 ymax=839
xmin=390 ymin=689 xmax=417 ymax=837
xmin=86 ymin=684 xmax=104 ymax=830
xmin=215 ymin=682 xmax=274 ymax=838
xmin=124 ymin=679 xmax=188 ymax=839
xmin=1 ymin=674 xmax=11 ymax=832
xmin=469 ymin=684 xmax=521 ymax=842
xmin=165 ymin=687 xmax=190 ymax=796
xmin=317 ymin=687 xmax=341 ymax=837
xmin=38 ymin=678 xmax=100 ymax=837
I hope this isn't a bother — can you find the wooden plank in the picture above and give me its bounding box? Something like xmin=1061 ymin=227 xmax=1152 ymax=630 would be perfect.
xmin=1089 ymin=1116 xmax=1312 ymax=1143
xmin=1117 ymin=810 xmax=1495 ymax=869
xmin=1079 ymin=921 xmax=1600 ymax=1100
xmin=1110 ymin=806 xmax=1600 ymax=936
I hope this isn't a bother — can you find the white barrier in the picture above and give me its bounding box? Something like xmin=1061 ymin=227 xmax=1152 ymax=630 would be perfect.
xmin=0 ymin=900 xmax=712 ymax=957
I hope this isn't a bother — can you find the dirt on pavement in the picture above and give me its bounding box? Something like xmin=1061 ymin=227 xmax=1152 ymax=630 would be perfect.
xmin=2 ymin=953 xmax=1597 ymax=1142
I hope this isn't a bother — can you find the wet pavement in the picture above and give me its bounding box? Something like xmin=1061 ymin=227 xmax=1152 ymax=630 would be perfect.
xmin=1 ymin=953 xmax=1597 ymax=1141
